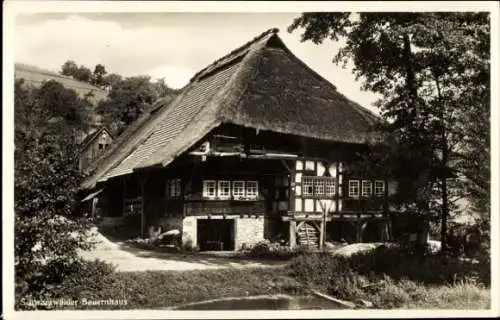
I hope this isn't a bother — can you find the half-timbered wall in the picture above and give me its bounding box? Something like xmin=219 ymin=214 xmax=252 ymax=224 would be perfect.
xmin=98 ymin=123 xmax=398 ymax=248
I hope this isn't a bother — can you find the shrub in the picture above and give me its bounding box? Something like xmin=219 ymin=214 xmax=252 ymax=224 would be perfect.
xmin=289 ymin=242 xmax=490 ymax=298
xmin=16 ymin=259 xmax=118 ymax=310
xmin=245 ymin=240 xmax=298 ymax=259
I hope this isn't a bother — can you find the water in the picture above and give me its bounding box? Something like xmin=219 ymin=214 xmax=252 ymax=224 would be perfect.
xmin=172 ymin=295 xmax=343 ymax=310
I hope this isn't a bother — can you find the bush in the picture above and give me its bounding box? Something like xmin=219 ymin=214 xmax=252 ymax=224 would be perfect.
xmin=246 ymin=240 xmax=297 ymax=259
xmin=289 ymin=243 xmax=490 ymax=294
xmin=16 ymin=259 xmax=118 ymax=310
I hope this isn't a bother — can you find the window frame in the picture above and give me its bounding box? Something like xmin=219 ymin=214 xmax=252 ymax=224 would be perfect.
xmin=361 ymin=180 xmax=372 ymax=197
xmin=348 ymin=180 xmax=360 ymax=198
xmin=217 ymin=180 xmax=231 ymax=199
xmin=302 ymin=176 xmax=336 ymax=198
xmin=374 ymin=180 xmax=386 ymax=197
xmin=203 ymin=180 xmax=217 ymax=198
xmin=325 ymin=178 xmax=336 ymax=197
xmin=314 ymin=181 xmax=325 ymax=196
xmin=232 ymin=181 xmax=245 ymax=198
xmin=245 ymin=180 xmax=259 ymax=199
xmin=302 ymin=176 xmax=314 ymax=197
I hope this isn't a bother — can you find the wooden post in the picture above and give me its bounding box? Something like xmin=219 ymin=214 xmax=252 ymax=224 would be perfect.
xmin=91 ymin=197 xmax=98 ymax=218
xmin=356 ymin=220 xmax=362 ymax=243
xmin=122 ymin=176 xmax=127 ymax=216
xmin=319 ymin=200 xmax=327 ymax=250
xmin=139 ymin=172 xmax=149 ymax=238
xmin=319 ymin=220 xmax=324 ymax=250
xmin=289 ymin=220 xmax=296 ymax=249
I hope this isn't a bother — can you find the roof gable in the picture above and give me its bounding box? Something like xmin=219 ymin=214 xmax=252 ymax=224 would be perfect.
xmin=79 ymin=127 xmax=114 ymax=152
xmin=81 ymin=28 xmax=381 ymax=190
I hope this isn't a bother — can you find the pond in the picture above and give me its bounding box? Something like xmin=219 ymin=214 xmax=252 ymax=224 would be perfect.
xmin=172 ymin=294 xmax=344 ymax=310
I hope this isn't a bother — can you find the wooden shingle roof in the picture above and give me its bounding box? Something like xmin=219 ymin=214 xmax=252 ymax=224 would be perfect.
xmin=81 ymin=28 xmax=381 ymax=190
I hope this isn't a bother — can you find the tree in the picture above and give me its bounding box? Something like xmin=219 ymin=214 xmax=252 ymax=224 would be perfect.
xmin=92 ymin=64 xmax=107 ymax=88
xmin=61 ymin=60 xmax=78 ymax=77
xmin=102 ymin=73 xmax=123 ymax=91
xmin=96 ymin=76 xmax=178 ymax=136
xmin=73 ymin=65 xmax=93 ymax=83
xmin=14 ymin=79 xmax=96 ymax=307
xmin=61 ymin=61 xmax=94 ymax=84
xmin=289 ymin=12 xmax=490 ymax=250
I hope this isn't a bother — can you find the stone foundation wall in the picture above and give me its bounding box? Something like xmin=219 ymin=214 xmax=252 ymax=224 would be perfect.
xmin=182 ymin=216 xmax=198 ymax=249
xmin=235 ymin=217 xmax=265 ymax=250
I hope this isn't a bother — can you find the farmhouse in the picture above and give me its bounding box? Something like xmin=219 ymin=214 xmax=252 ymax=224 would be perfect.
xmin=14 ymin=62 xmax=111 ymax=172
xmin=81 ymin=28 xmax=400 ymax=250
xmin=79 ymin=127 xmax=114 ymax=171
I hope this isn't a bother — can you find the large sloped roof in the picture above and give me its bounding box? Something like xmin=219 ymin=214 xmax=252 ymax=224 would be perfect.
xmin=81 ymin=28 xmax=381 ymax=190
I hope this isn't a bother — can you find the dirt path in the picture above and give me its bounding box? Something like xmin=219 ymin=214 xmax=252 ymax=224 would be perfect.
xmin=78 ymin=229 xmax=287 ymax=272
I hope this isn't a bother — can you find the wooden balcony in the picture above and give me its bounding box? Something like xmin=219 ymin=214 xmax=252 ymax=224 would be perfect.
xmin=183 ymin=195 xmax=265 ymax=216
xmin=284 ymin=210 xmax=388 ymax=221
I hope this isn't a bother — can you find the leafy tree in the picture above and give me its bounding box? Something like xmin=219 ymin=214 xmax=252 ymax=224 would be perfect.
xmin=58 ymin=61 xmax=180 ymax=136
xmin=289 ymin=12 xmax=490 ymax=250
xmin=96 ymin=76 xmax=178 ymax=136
xmin=73 ymin=65 xmax=93 ymax=83
xmin=14 ymin=79 xmax=99 ymax=308
xmin=61 ymin=60 xmax=78 ymax=77
xmin=91 ymin=64 xmax=107 ymax=88
xmin=103 ymin=73 xmax=123 ymax=91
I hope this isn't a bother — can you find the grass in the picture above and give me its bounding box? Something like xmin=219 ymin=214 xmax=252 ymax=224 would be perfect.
xmin=111 ymin=267 xmax=305 ymax=309
xmin=19 ymin=244 xmax=491 ymax=310
xmin=287 ymin=246 xmax=491 ymax=309
xmin=398 ymin=280 xmax=490 ymax=309
xmin=25 ymin=265 xmax=305 ymax=310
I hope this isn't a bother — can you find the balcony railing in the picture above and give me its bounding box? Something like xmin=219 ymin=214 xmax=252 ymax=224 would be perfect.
xmin=183 ymin=195 xmax=265 ymax=216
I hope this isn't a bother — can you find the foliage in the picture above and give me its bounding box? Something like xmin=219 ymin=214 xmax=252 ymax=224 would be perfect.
xmin=96 ymin=75 xmax=178 ymax=136
xmin=246 ymin=240 xmax=291 ymax=257
xmin=16 ymin=266 xmax=304 ymax=310
xmin=59 ymin=60 xmax=180 ymax=136
xmin=16 ymin=259 xmax=117 ymax=310
xmin=289 ymin=246 xmax=490 ymax=308
xmin=289 ymin=13 xmax=490 ymax=249
xmin=289 ymin=244 xmax=490 ymax=290
xmin=61 ymin=60 xmax=93 ymax=83
xmin=14 ymin=79 xmax=105 ymax=304
xmin=91 ymin=64 xmax=107 ymax=88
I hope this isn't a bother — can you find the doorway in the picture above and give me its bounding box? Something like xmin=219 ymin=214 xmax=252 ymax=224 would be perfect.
xmin=197 ymin=219 xmax=235 ymax=251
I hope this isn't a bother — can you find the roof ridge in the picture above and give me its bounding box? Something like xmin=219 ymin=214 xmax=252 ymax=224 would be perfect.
xmin=189 ymin=28 xmax=279 ymax=82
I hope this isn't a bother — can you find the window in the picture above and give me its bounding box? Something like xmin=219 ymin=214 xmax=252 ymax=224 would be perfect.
xmin=374 ymin=180 xmax=385 ymax=196
xmin=302 ymin=177 xmax=314 ymax=196
xmin=232 ymin=181 xmax=245 ymax=198
xmin=314 ymin=181 xmax=325 ymax=196
xmin=218 ymin=180 xmax=231 ymax=198
xmin=348 ymin=180 xmax=360 ymax=198
xmin=174 ymin=179 xmax=181 ymax=197
xmin=203 ymin=180 xmax=216 ymax=198
xmin=325 ymin=179 xmax=336 ymax=197
xmin=170 ymin=179 xmax=181 ymax=197
xmin=302 ymin=176 xmax=335 ymax=198
xmin=361 ymin=180 xmax=372 ymax=197
xmin=166 ymin=179 xmax=181 ymax=198
xmin=246 ymin=181 xmax=258 ymax=198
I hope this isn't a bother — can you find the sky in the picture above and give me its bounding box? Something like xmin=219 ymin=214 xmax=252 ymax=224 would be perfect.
xmin=14 ymin=12 xmax=382 ymax=112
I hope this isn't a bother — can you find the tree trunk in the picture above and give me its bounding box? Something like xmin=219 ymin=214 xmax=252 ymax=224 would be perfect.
xmin=402 ymin=33 xmax=419 ymax=119
xmin=434 ymin=73 xmax=449 ymax=251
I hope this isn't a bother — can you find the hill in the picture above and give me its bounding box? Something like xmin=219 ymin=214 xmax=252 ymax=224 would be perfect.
xmin=14 ymin=63 xmax=108 ymax=106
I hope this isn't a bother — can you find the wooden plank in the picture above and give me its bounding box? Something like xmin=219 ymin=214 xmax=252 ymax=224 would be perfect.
xmin=319 ymin=219 xmax=325 ymax=250
xmin=310 ymin=290 xmax=356 ymax=309
xmin=289 ymin=220 xmax=297 ymax=249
